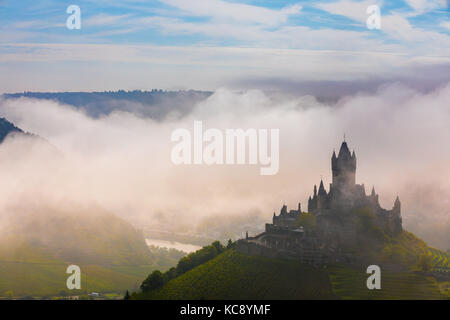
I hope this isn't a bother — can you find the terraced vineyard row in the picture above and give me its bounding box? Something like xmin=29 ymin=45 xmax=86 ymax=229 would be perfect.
xmin=328 ymin=266 xmax=443 ymax=300
xmin=139 ymin=250 xmax=337 ymax=300
xmin=428 ymin=248 xmax=450 ymax=271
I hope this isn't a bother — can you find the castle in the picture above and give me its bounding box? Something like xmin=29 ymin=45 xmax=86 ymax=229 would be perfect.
xmin=238 ymin=140 xmax=403 ymax=265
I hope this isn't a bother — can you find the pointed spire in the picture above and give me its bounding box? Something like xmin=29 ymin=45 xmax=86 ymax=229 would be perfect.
xmin=371 ymin=186 xmax=376 ymax=196
xmin=313 ymin=185 xmax=317 ymax=197
xmin=318 ymin=180 xmax=327 ymax=195
xmin=332 ymin=150 xmax=337 ymax=159
xmin=338 ymin=141 xmax=351 ymax=158
xmin=352 ymin=150 xmax=356 ymax=158
xmin=395 ymin=196 xmax=401 ymax=206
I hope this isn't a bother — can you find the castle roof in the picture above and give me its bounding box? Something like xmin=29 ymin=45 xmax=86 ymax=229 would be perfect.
xmin=338 ymin=141 xmax=351 ymax=158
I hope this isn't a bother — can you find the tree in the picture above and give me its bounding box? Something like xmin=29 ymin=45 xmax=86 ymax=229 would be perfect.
xmin=417 ymin=254 xmax=433 ymax=272
xmin=227 ymin=239 xmax=234 ymax=249
xmin=141 ymin=270 xmax=165 ymax=292
xmin=212 ymin=241 xmax=225 ymax=254
xmin=164 ymin=267 xmax=177 ymax=282
xmin=296 ymin=212 xmax=316 ymax=230
xmin=124 ymin=290 xmax=130 ymax=300
xmin=176 ymin=245 xmax=218 ymax=275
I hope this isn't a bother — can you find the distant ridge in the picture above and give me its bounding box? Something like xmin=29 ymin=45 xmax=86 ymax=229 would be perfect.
xmin=2 ymin=90 xmax=212 ymax=120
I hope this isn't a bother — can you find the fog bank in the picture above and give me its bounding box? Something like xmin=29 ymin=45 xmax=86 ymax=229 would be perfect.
xmin=0 ymin=83 xmax=448 ymax=250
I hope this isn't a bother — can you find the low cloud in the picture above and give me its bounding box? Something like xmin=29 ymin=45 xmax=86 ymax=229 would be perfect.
xmin=0 ymin=82 xmax=449 ymax=249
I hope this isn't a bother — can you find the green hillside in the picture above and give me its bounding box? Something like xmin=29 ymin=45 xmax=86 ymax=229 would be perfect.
xmin=135 ymin=250 xmax=336 ymax=300
xmin=133 ymin=248 xmax=447 ymax=300
xmin=0 ymin=260 xmax=143 ymax=298
xmin=0 ymin=246 xmax=184 ymax=299
xmin=0 ymin=212 xmax=185 ymax=299
xmin=0 ymin=242 xmax=148 ymax=298
xmin=428 ymin=248 xmax=450 ymax=271
xmin=328 ymin=266 xmax=443 ymax=300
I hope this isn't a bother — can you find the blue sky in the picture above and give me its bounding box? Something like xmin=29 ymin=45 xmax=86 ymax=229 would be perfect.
xmin=0 ymin=0 xmax=449 ymax=92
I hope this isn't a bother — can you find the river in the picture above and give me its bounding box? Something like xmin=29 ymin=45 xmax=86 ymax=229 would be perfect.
xmin=145 ymin=239 xmax=202 ymax=253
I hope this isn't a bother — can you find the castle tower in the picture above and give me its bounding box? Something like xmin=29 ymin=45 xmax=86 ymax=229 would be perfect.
xmin=393 ymin=196 xmax=401 ymax=214
xmin=332 ymin=141 xmax=356 ymax=190
xmin=392 ymin=196 xmax=403 ymax=233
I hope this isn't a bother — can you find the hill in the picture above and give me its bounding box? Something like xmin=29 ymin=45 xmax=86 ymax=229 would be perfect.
xmin=133 ymin=234 xmax=449 ymax=300
xmin=135 ymin=250 xmax=336 ymax=300
xmin=0 ymin=117 xmax=32 ymax=143
xmin=328 ymin=266 xmax=442 ymax=300
xmin=0 ymin=211 xmax=185 ymax=299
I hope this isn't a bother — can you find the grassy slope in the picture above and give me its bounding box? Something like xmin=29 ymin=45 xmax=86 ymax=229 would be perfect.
xmin=135 ymin=247 xmax=446 ymax=300
xmin=0 ymin=262 xmax=145 ymax=297
xmin=137 ymin=250 xmax=337 ymax=300
xmin=0 ymin=212 xmax=172 ymax=298
xmin=0 ymin=243 xmax=151 ymax=297
xmin=328 ymin=266 xmax=443 ymax=300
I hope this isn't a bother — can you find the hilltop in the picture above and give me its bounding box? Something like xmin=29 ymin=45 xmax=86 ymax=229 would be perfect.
xmin=0 ymin=117 xmax=38 ymax=143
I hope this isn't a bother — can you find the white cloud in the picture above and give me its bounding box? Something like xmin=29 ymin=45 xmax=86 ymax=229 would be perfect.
xmin=0 ymin=42 xmax=449 ymax=93
xmin=158 ymin=0 xmax=302 ymax=26
xmin=404 ymin=0 xmax=446 ymax=14
xmin=84 ymin=13 xmax=132 ymax=27
xmin=316 ymin=0 xmax=382 ymax=24
xmin=315 ymin=0 xmax=450 ymax=55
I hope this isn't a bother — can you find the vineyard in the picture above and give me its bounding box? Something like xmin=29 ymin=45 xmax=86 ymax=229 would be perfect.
xmin=135 ymin=249 xmax=448 ymax=300
xmin=328 ymin=266 xmax=442 ymax=300
xmin=137 ymin=250 xmax=337 ymax=300
xmin=428 ymin=248 xmax=450 ymax=271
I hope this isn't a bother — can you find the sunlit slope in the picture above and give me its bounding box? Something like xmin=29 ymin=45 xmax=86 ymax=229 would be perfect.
xmin=428 ymin=248 xmax=450 ymax=271
xmin=0 ymin=242 xmax=151 ymax=297
xmin=0 ymin=261 xmax=143 ymax=297
xmin=138 ymin=250 xmax=337 ymax=300
xmin=0 ymin=212 xmax=159 ymax=298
